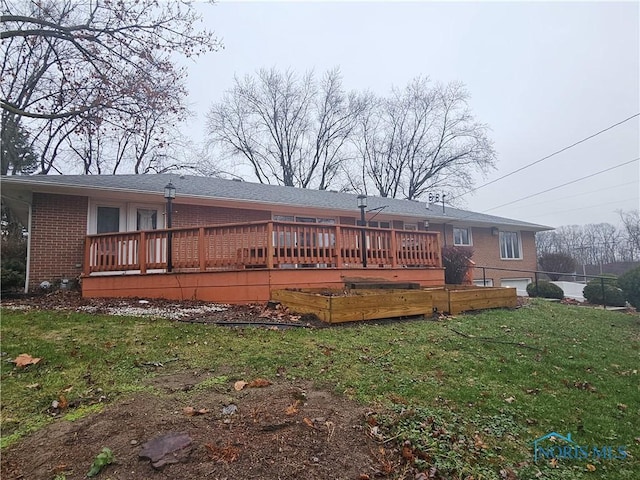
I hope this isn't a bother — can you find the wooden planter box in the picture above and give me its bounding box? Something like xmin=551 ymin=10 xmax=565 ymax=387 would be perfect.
xmin=272 ymin=288 xmax=434 ymax=324
xmin=425 ymin=285 xmax=517 ymax=315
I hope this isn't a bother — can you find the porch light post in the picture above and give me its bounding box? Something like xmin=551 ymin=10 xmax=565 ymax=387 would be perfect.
xmin=357 ymin=194 xmax=367 ymax=267
xmin=164 ymin=181 xmax=176 ymax=272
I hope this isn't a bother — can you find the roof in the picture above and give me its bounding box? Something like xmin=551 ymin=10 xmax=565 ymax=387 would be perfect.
xmin=1 ymin=174 xmax=552 ymax=231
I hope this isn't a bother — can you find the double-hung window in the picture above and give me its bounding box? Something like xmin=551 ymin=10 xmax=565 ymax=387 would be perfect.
xmin=453 ymin=227 xmax=472 ymax=246
xmin=499 ymin=231 xmax=522 ymax=259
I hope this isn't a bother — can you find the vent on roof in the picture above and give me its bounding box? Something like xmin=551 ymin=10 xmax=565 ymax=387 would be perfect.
xmin=232 ymin=178 xmax=243 ymax=182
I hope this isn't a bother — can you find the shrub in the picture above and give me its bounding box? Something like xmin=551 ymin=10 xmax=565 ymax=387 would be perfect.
xmin=1 ymin=267 xmax=25 ymax=291
xmin=1 ymin=242 xmax=27 ymax=292
xmin=582 ymin=276 xmax=626 ymax=307
xmin=538 ymin=252 xmax=577 ymax=281
xmin=526 ymin=281 xmax=564 ymax=299
xmin=618 ymin=266 xmax=640 ymax=308
xmin=442 ymin=246 xmax=474 ymax=285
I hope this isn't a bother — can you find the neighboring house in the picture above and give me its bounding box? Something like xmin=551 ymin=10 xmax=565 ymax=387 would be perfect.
xmin=1 ymin=174 xmax=551 ymax=302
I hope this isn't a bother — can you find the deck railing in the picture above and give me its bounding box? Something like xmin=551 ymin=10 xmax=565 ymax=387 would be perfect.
xmin=84 ymin=221 xmax=442 ymax=274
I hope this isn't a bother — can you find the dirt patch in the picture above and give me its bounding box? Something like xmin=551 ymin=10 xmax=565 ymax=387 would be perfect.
xmin=1 ymin=376 xmax=399 ymax=480
xmin=0 ymin=291 xmax=325 ymax=327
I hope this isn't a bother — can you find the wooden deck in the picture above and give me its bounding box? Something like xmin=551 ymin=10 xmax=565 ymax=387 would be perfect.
xmin=81 ymin=221 xmax=444 ymax=303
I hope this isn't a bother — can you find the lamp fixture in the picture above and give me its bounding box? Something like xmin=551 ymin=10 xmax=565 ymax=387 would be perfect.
xmin=164 ymin=181 xmax=176 ymax=199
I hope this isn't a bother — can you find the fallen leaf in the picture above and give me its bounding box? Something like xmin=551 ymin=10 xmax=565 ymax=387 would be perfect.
xmin=285 ymin=400 xmax=300 ymax=415
xmin=500 ymin=467 xmax=517 ymax=480
xmin=183 ymin=406 xmax=210 ymax=416
xmin=401 ymin=445 xmax=415 ymax=462
xmin=474 ymin=434 xmax=488 ymax=449
xmin=586 ymin=463 xmax=596 ymax=472
xmin=205 ymin=443 xmax=240 ymax=463
xmin=303 ymin=417 xmax=314 ymax=428
xmin=248 ymin=378 xmax=271 ymax=388
xmin=233 ymin=380 xmax=247 ymax=391
xmin=62 ymin=385 xmax=73 ymax=393
xmin=26 ymin=383 xmax=41 ymax=389
xmin=550 ymin=458 xmax=558 ymax=468
xmin=505 ymin=396 xmax=515 ymax=403
xmin=617 ymin=403 xmax=628 ymax=411
xmin=14 ymin=353 xmax=41 ymax=368
xmin=58 ymin=395 xmax=68 ymax=410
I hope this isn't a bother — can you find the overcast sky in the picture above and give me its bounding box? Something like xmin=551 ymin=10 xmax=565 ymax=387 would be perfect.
xmin=180 ymin=1 xmax=639 ymax=229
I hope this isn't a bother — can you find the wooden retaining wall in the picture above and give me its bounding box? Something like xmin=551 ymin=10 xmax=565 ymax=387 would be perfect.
xmin=426 ymin=285 xmax=517 ymax=315
xmin=274 ymin=285 xmax=517 ymax=323
xmin=272 ymin=289 xmax=433 ymax=324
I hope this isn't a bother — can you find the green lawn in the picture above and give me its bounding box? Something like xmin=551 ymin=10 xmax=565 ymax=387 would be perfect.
xmin=1 ymin=300 xmax=638 ymax=479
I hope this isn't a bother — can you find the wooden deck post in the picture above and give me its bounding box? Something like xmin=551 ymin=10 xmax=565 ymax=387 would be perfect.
xmin=83 ymin=237 xmax=92 ymax=275
xmin=390 ymin=230 xmax=398 ymax=267
xmin=334 ymin=225 xmax=343 ymax=268
xmin=266 ymin=222 xmax=274 ymax=269
xmin=198 ymin=227 xmax=206 ymax=272
xmin=139 ymin=232 xmax=147 ymax=274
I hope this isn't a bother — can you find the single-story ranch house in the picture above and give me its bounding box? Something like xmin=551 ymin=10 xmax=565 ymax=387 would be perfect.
xmin=1 ymin=174 xmax=551 ymax=302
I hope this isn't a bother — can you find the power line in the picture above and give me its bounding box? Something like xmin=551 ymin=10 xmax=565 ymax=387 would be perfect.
xmin=504 ymin=180 xmax=638 ymax=210
xmin=483 ymin=157 xmax=639 ymax=213
xmin=523 ymin=197 xmax=638 ymax=220
xmin=449 ymin=112 xmax=640 ymax=201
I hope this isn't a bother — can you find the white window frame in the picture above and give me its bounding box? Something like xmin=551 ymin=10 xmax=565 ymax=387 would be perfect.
xmin=88 ymin=201 xmax=164 ymax=234
xmin=499 ymin=231 xmax=522 ymax=259
xmin=126 ymin=203 xmax=164 ymax=231
xmin=453 ymin=227 xmax=473 ymax=246
xmin=88 ymin=201 xmax=126 ymax=234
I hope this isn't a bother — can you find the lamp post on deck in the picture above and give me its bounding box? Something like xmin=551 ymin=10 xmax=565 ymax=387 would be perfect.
xmin=164 ymin=181 xmax=176 ymax=272
xmin=357 ymin=194 xmax=367 ymax=267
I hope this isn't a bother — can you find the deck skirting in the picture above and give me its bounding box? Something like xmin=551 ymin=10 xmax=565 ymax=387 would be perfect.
xmin=81 ymin=267 xmax=445 ymax=304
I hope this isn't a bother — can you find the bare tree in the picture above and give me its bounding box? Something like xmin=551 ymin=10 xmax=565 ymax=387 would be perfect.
xmin=1 ymin=0 xmax=220 ymax=174
xmin=536 ymin=222 xmax=635 ymax=267
xmin=355 ymin=77 xmax=496 ymax=199
xmin=619 ymin=209 xmax=640 ymax=261
xmin=207 ymin=67 xmax=363 ymax=189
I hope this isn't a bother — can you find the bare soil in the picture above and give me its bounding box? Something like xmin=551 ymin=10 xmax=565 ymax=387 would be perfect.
xmin=2 ymin=376 xmax=397 ymax=480
xmin=1 ymin=292 xmax=404 ymax=480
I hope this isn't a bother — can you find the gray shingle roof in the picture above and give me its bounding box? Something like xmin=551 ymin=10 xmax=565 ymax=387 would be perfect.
xmin=1 ymin=174 xmax=552 ymax=231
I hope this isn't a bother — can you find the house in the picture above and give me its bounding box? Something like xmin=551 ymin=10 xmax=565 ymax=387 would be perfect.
xmin=1 ymin=174 xmax=551 ymax=302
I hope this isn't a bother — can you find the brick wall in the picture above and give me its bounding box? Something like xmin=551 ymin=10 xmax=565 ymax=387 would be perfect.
xmin=29 ymin=193 xmax=88 ymax=290
xmin=173 ymin=204 xmax=270 ymax=227
xmin=436 ymin=224 xmax=538 ymax=286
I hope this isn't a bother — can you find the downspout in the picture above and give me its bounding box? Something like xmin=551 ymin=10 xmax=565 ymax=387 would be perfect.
xmin=442 ymin=223 xmax=447 ymax=246
xmin=25 ymin=203 xmax=32 ymax=293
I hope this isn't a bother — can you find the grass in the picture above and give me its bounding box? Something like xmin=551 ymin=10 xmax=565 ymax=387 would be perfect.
xmin=1 ymin=300 xmax=638 ymax=478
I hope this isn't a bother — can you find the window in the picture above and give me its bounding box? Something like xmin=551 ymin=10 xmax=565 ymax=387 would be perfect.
xmin=368 ymin=221 xmax=391 ymax=228
xmin=273 ymin=215 xmax=294 ymax=222
xmin=500 ymin=231 xmax=522 ymax=259
xmin=97 ymin=207 xmax=120 ymax=233
xmin=404 ymin=224 xmax=418 ymax=231
xmin=136 ymin=208 xmax=158 ymax=230
xmin=453 ymin=227 xmax=472 ymax=246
